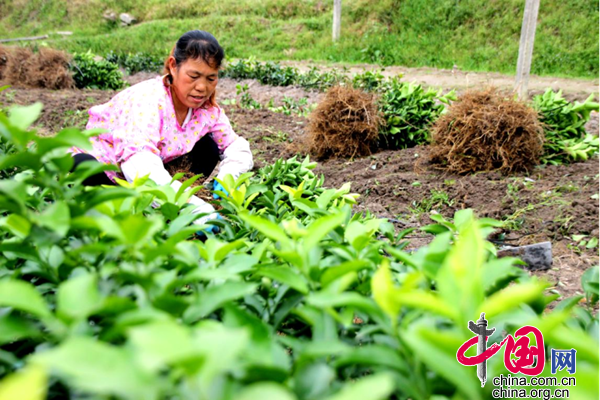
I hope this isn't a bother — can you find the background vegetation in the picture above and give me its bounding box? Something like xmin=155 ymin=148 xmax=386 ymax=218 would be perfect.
xmin=0 ymin=0 xmax=597 ymax=78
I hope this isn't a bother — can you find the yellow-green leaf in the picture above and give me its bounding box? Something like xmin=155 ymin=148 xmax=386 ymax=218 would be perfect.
xmin=0 ymin=364 xmax=47 ymax=400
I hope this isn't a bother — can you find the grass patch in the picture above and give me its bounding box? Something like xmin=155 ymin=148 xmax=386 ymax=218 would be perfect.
xmin=0 ymin=0 xmax=597 ymax=78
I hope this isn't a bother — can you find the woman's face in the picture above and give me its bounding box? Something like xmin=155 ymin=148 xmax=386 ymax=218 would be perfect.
xmin=168 ymin=56 xmax=219 ymax=112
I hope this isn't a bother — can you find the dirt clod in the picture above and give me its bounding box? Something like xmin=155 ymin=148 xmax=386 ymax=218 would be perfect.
xmin=306 ymin=85 xmax=381 ymax=159
xmin=430 ymin=87 xmax=544 ymax=174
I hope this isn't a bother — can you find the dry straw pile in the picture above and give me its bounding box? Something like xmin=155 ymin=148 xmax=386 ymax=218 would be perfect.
xmin=0 ymin=45 xmax=74 ymax=89
xmin=430 ymin=88 xmax=544 ymax=174
xmin=307 ymin=85 xmax=382 ymax=159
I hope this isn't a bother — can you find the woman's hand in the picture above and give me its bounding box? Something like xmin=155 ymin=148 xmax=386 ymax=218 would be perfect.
xmin=188 ymin=195 xmax=220 ymax=230
xmin=212 ymin=180 xmax=229 ymax=200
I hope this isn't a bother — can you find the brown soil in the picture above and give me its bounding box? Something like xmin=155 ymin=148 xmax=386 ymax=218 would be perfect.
xmin=1 ymin=70 xmax=598 ymax=304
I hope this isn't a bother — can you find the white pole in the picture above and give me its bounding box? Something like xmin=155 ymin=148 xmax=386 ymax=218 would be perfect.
xmin=515 ymin=0 xmax=540 ymax=100
xmin=333 ymin=0 xmax=342 ymax=42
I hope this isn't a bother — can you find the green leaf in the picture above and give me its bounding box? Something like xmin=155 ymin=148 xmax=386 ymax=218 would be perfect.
xmin=581 ymin=265 xmax=599 ymax=305
xmin=57 ymin=272 xmax=102 ymax=320
xmin=240 ymin=213 xmax=292 ymax=248
xmin=333 ymin=345 xmax=408 ymax=372
xmin=0 ymin=152 xmax=41 ymax=173
xmin=482 ymin=257 xmax=523 ymax=293
xmin=81 ymin=187 xmax=136 ymax=210
xmin=0 ymin=214 xmax=31 ymax=238
xmin=33 ymin=337 xmax=157 ymax=400
xmin=392 ymin=290 xmax=457 ymax=319
xmin=8 ymin=103 xmax=43 ymax=131
xmin=191 ymin=323 xmax=250 ymax=387
xmin=316 ymin=189 xmax=337 ymax=209
xmin=36 ymin=128 xmax=92 ymax=154
xmin=127 ymin=319 xmax=195 ymax=372
xmin=372 ymin=260 xmax=401 ymax=321
xmin=294 ymin=363 xmax=334 ymax=399
xmin=307 ymin=292 xmax=382 ymax=316
xmin=553 ymin=295 xmax=584 ymax=312
xmin=257 ymin=266 xmax=309 ymax=294
xmin=404 ymin=323 xmax=481 ymax=400
xmin=0 ymin=280 xmax=50 ymax=318
xmin=296 ymin=339 xmax=350 ymax=360
xmin=344 ymin=219 xmax=382 ymax=250
xmin=303 ymin=212 xmax=346 ymax=251
xmin=207 ymin=238 xmax=247 ymax=262
xmin=479 ymin=281 xmax=546 ymax=319
xmin=238 ymin=382 xmax=297 ymax=400
xmin=119 ymin=215 xmax=163 ymax=246
xmin=436 ymin=217 xmax=485 ymax=324
xmin=0 ymin=315 xmax=41 ymax=345
xmin=188 ymin=255 xmax=258 ymax=281
xmin=0 ymin=180 xmax=28 ymax=214
xmin=38 ymin=202 xmax=70 ymax=238
xmin=321 ymin=260 xmax=371 ymax=287
xmin=0 ymin=364 xmax=47 ymax=400
xmin=221 ymin=307 xmax=290 ymax=383
xmin=184 ymin=282 xmax=258 ymax=322
xmin=323 ymin=373 xmax=395 ymax=400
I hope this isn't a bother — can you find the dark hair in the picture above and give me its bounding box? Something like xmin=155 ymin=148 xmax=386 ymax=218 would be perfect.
xmin=164 ymin=30 xmax=224 ymax=73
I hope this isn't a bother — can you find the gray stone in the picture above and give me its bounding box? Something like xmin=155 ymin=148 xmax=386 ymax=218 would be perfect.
xmin=119 ymin=13 xmax=137 ymax=26
xmin=497 ymin=241 xmax=552 ymax=271
xmin=103 ymin=10 xmax=117 ymax=22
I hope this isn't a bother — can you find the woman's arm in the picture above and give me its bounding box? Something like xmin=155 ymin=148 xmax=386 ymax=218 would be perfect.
xmin=121 ymin=151 xmax=218 ymax=223
xmin=216 ymin=136 xmax=254 ymax=181
xmin=209 ymin=107 xmax=254 ymax=181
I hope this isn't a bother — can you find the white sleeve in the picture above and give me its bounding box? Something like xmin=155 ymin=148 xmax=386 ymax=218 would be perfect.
xmin=216 ymin=137 xmax=254 ymax=181
xmin=120 ymin=151 xmax=181 ymax=190
xmin=120 ymin=151 xmax=217 ymax=224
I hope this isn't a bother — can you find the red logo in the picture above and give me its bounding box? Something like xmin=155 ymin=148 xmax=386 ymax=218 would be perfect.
xmin=456 ymin=313 xmax=545 ymax=386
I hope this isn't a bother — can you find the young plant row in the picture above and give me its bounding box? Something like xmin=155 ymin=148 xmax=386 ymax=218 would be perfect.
xmin=70 ymin=51 xmax=164 ymax=91
xmin=0 ymin=102 xmax=598 ymax=399
xmin=221 ymin=84 xmax=317 ymax=117
xmin=66 ymin=50 xmax=597 ymax=165
xmin=222 ymin=59 xmax=598 ymax=163
xmin=532 ymin=89 xmax=600 ymax=165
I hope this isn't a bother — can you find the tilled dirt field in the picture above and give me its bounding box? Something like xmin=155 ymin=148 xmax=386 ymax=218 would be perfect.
xmin=1 ymin=72 xmax=598 ymax=303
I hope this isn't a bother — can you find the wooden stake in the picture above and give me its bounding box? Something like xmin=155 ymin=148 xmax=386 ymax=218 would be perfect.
xmin=514 ymin=0 xmax=540 ymax=100
xmin=333 ymin=0 xmax=342 ymax=42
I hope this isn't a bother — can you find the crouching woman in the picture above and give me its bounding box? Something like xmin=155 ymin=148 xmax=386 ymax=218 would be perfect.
xmin=70 ymin=30 xmax=253 ymax=228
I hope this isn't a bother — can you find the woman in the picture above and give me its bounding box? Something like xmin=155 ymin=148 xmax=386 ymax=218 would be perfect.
xmin=71 ymin=30 xmax=253 ymax=228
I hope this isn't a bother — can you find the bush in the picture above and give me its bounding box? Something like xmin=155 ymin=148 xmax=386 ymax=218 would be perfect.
xmin=378 ymin=80 xmax=456 ymax=149
xmin=351 ymin=69 xmax=387 ymax=92
xmin=222 ymin=59 xmax=348 ymax=91
xmin=532 ymin=89 xmax=599 ymax=164
xmin=106 ymin=51 xmax=164 ymax=75
xmin=70 ymin=51 xmax=125 ymax=90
